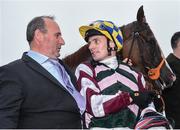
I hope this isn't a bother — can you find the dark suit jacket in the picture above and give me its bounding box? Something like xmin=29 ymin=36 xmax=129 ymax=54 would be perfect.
xmin=0 ymin=53 xmax=82 ymax=129
xmin=163 ymin=53 xmax=180 ymax=128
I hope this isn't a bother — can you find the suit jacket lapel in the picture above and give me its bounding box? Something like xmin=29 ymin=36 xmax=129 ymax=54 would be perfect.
xmin=22 ymin=53 xmax=68 ymax=92
xmin=58 ymin=59 xmax=78 ymax=90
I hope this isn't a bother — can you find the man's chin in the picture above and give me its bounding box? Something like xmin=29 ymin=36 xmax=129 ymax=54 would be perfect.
xmin=93 ymin=57 xmax=100 ymax=61
xmin=56 ymin=54 xmax=60 ymax=58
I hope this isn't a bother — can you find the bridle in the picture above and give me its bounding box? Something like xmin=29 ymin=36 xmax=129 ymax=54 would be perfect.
xmin=126 ymin=24 xmax=165 ymax=87
xmin=124 ymin=23 xmax=170 ymax=113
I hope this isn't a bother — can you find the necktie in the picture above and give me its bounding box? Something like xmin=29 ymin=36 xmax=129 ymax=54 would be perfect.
xmin=49 ymin=59 xmax=85 ymax=114
xmin=50 ymin=59 xmax=74 ymax=93
xmin=59 ymin=64 xmax=74 ymax=94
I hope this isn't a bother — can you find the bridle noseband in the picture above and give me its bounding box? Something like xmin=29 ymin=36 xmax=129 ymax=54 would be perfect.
xmin=148 ymin=59 xmax=165 ymax=80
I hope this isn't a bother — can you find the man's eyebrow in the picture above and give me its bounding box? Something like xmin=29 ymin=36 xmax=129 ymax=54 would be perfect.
xmin=88 ymin=38 xmax=98 ymax=44
xmin=55 ymin=32 xmax=62 ymax=36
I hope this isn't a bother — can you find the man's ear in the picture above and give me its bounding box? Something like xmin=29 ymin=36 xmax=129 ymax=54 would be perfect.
xmin=34 ymin=29 xmax=44 ymax=43
xmin=177 ymin=40 xmax=180 ymax=48
xmin=109 ymin=40 xmax=116 ymax=48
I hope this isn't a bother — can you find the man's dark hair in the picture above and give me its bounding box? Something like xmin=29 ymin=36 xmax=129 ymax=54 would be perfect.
xmin=171 ymin=31 xmax=180 ymax=49
xmin=26 ymin=15 xmax=54 ymax=44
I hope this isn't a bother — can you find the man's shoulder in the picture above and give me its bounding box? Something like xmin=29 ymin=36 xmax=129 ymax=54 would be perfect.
xmin=75 ymin=61 xmax=95 ymax=76
xmin=166 ymin=53 xmax=180 ymax=66
xmin=77 ymin=61 xmax=94 ymax=70
xmin=1 ymin=59 xmax=23 ymax=68
xmin=0 ymin=52 xmax=31 ymax=69
xmin=0 ymin=58 xmax=25 ymax=79
xmin=166 ymin=53 xmax=176 ymax=62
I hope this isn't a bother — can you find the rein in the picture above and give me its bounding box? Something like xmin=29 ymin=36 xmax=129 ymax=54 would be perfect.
xmin=126 ymin=30 xmax=165 ymax=81
xmin=126 ymin=29 xmax=167 ymax=113
xmin=126 ymin=32 xmax=139 ymax=63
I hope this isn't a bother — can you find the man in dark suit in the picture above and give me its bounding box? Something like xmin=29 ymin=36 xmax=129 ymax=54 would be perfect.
xmin=0 ymin=16 xmax=85 ymax=128
xmin=163 ymin=32 xmax=180 ymax=128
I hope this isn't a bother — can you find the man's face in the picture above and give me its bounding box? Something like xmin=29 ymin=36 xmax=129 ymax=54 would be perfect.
xmin=41 ymin=18 xmax=65 ymax=59
xmin=88 ymin=35 xmax=110 ymax=61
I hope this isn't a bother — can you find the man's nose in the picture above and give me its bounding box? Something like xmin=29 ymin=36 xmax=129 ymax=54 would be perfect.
xmin=88 ymin=42 xmax=95 ymax=50
xmin=59 ymin=37 xmax=65 ymax=45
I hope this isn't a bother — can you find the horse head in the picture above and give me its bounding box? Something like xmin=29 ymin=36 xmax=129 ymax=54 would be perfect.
xmin=121 ymin=6 xmax=175 ymax=91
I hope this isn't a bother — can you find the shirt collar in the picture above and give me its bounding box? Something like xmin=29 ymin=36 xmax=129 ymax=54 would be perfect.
xmin=99 ymin=56 xmax=118 ymax=69
xmin=26 ymin=50 xmax=49 ymax=65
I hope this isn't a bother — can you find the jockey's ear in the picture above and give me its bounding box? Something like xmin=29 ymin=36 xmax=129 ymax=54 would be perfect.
xmin=109 ymin=40 xmax=116 ymax=48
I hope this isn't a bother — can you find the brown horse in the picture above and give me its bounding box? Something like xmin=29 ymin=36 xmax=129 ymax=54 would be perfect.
xmin=120 ymin=6 xmax=175 ymax=92
xmin=63 ymin=6 xmax=175 ymax=93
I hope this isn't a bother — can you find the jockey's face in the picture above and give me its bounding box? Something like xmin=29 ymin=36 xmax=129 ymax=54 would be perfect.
xmin=88 ymin=35 xmax=116 ymax=61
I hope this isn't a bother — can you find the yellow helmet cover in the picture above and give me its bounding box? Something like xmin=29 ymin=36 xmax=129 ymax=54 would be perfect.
xmin=79 ymin=20 xmax=123 ymax=51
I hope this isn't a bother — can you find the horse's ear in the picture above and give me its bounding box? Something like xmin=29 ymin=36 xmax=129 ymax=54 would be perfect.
xmin=137 ymin=5 xmax=146 ymax=23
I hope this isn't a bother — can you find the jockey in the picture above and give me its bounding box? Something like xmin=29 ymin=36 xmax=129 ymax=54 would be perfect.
xmin=75 ymin=20 xmax=156 ymax=129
